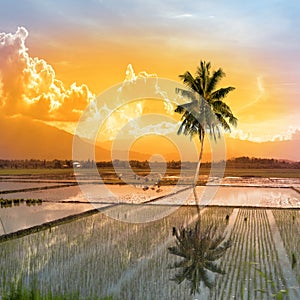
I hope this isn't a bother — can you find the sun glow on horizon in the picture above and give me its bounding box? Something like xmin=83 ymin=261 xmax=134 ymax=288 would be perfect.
xmin=0 ymin=18 xmax=299 ymax=160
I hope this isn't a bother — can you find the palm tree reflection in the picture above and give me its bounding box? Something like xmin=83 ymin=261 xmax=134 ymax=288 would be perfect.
xmin=168 ymin=195 xmax=231 ymax=295
xmin=168 ymin=60 xmax=236 ymax=294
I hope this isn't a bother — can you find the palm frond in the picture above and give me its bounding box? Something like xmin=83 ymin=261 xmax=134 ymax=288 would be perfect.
xmin=197 ymin=62 xmax=209 ymax=95
xmin=171 ymin=267 xmax=190 ymax=284
xmin=168 ymin=246 xmax=186 ymax=258
xmin=172 ymin=259 xmax=193 ymax=269
xmin=204 ymin=261 xmax=226 ymax=275
xmin=215 ymin=114 xmax=231 ymax=132
xmin=177 ymin=119 xmax=187 ymax=135
xmin=211 ymin=87 xmax=235 ymax=100
xmin=207 ymin=68 xmax=225 ymax=94
xmin=208 ymin=232 xmax=226 ymax=250
xmin=229 ymin=115 xmax=238 ymax=127
xmin=206 ymin=240 xmax=232 ymax=261
xmin=179 ymin=71 xmax=199 ymax=92
xmin=212 ymin=100 xmax=232 ymax=115
xmin=169 ymin=221 xmax=231 ymax=295
xmin=199 ymin=267 xmax=214 ymax=289
xmin=212 ymin=100 xmax=237 ymax=128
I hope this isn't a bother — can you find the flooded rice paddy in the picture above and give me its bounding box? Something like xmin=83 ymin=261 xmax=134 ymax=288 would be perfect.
xmin=0 ymin=175 xmax=299 ymax=299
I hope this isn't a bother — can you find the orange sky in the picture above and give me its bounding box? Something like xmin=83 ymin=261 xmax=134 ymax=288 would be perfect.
xmin=0 ymin=1 xmax=299 ymax=161
xmin=26 ymin=33 xmax=299 ymax=145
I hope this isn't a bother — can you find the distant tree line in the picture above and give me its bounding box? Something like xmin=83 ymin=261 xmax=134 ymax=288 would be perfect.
xmin=225 ymin=156 xmax=300 ymax=169
xmin=0 ymin=159 xmax=73 ymax=169
xmin=102 ymin=160 xmax=183 ymax=169
xmin=0 ymin=157 xmax=299 ymax=169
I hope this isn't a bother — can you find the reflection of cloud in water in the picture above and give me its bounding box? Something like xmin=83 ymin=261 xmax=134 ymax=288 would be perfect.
xmin=0 ymin=203 xmax=93 ymax=234
xmin=1 ymin=184 xmax=175 ymax=204
xmin=67 ymin=184 xmax=177 ymax=205
xmin=185 ymin=187 xmax=300 ymax=207
xmin=221 ymin=177 xmax=300 ymax=188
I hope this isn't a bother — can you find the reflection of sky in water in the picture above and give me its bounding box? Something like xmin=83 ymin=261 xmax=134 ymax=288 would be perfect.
xmin=185 ymin=187 xmax=300 ymax=207
xmin=0 ymin=203 xmax=94 ymax=234
xmin=221 ymin=176 xmax=300 ymax=187
xmin=0 ymin=176 xmax=299 ymax=234
xmin=0 ymin=186 xmax=299 ymax=234
xmin=1 ymin=184 xmax=176 ymax=203
xmin=1 ymin=185 xmax=82 ymax=201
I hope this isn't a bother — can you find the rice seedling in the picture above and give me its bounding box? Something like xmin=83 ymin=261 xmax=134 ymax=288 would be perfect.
xmin=0 ymin=206 xmax=297 ymax=299
xmin=211 ymin=209 xmax=289 ymax=299
xmin=272 ymin=209 xmax=300 ymax=284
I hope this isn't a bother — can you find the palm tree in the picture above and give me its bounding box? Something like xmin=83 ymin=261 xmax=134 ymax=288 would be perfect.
xmin=169 ymin=63 xmax=235 ymax=294
xmin=175 ymin=60 xmax=237 ymax=187
xmin=168 ymin=221 xmax=231 ymax=295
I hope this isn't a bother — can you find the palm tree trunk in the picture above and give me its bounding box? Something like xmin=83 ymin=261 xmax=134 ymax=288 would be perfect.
xmin=193 ymin=187 xmax=202 ymax=230
xmin=193 ymin=134 xmax=205 ymax=187
xmin=193 ymin=133 xmax=205 ymax=230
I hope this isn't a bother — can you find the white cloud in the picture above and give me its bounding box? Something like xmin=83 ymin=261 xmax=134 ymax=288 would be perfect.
xmin=0 ymin=27 xmax=95 ymax=121
xmin=171 ymin=13 xmax=193 ymax=19
xmin=74 ymin=64 xmax=181 ymax=143
xmin=292 ymin=129 xmax=300 ymax=140
xmin=127 ymin=120 xmax=179 ymax=137
xmin=0 ymin=27 xmax=193 ymax=144
xmin=229 ymin=126 xmax=300 ymax=143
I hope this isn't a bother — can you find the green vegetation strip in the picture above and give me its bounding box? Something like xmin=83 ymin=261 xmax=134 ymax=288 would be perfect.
xmin=0 ymin=179 xmax=77 ymax=184
xmin=0 ymin=167 xmax=299 ymax=178
xmin=0 ymin=183 xmax=77 ymax=194
xmin=41 ymin=200 xmax=300 ymax=210
xmin=0 ymin=168 xmax=74 ymax=176
xmin=1 ymin=198 xmax=42 ymax=208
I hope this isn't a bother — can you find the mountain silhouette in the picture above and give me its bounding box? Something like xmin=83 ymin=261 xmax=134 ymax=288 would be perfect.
xmin=0 ymin=115 xmax=299 ymax=161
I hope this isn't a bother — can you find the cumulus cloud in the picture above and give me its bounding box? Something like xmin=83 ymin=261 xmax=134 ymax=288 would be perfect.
xmin=0 ymin=27 xmax=95 ymax=121
xmin=127 ymin=120 xmax=179 ymax=137
xmin=229 ymin=128 xmax=262 ymax=143
xmin=94 ymin=64 xmax=176 ymax=141
xmin=48 ymin=63 xmax=176 ymax=141
xmin=291 ymin=129 xmax=300 ymax=141
xmin=119 ymin=64 xmax=175 ymax=114
xmin=230 ymin=126 xmax=300 ymax=143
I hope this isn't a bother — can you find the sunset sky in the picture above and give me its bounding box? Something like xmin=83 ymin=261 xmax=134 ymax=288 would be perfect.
xmin=0 ymin=0 xmax=299 ymax=160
